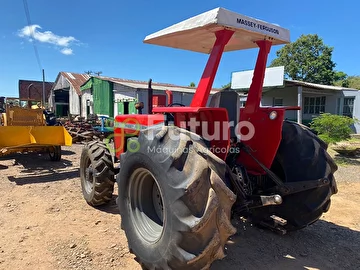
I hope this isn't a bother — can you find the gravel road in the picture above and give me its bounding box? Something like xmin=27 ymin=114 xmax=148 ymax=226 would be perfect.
xmin=0 ymin=144 xmax=359 ymax=270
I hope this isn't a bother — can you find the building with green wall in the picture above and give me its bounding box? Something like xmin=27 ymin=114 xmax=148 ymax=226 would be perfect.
xmin=80 ymin=77 xmax=114 ymax=118
xmin=79 ymin=75 xmax=220 ymax=120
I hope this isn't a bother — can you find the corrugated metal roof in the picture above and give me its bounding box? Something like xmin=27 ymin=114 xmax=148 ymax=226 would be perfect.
xmin=235 ymin=79 xmax=360 ymax=93
xmin=94 ymin=76 xmax=220 ymax=94
xmin=56 ymin=72 xmax=220 ymax=95
xmin=285 ymin=79 xmax=359 ymax=91
xmin=54 ymin=72 xmax=91 ymax=95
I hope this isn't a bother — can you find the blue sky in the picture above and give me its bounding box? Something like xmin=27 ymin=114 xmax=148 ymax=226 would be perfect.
xmin=0 ymin=0 xmax=359 ymax=97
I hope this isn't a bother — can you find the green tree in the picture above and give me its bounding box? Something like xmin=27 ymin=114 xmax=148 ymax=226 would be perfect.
xmin=270 ymin=34 xmax=336 ymax=85
xmin=334 ymin=75 xmax=360 ymax=89
xmin=334 ymin=71 xmax=349 ymax=87
xmin=221 ymin=82 xmax=231 ymax=89
xmin=334 ymin=71 xmax=347 ymax=81
xmin=189 ymin=82 xmax=196 ymax=87
xmin=347 ymin=76 xmax=360 ymax=89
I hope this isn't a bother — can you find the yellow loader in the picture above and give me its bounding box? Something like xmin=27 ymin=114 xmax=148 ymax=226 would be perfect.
xmin=0 ymin=97 xmax=72 ymax=161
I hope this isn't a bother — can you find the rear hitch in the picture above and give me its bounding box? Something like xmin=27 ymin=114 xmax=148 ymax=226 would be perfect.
xmin=232 ymin=194 xmax=283 ymax=217
xmin=261 ymin=194 xmax=282 ymax=206
xmin=246 ymin=194 xmax=283 ymax=209
xmin=259 ymin=215 xmax=288 ymax=235
xmin=260 ymin=178 xmax=331 ymax=197
xmin=239 ymin=143 xmax=331 ymax=196
xmin=275 ymin=178 xmax=330 ymax=195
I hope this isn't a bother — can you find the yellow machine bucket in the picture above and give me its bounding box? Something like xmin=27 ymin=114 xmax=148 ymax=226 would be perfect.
xmin=0 ymin=126 xmax=72 ymax=156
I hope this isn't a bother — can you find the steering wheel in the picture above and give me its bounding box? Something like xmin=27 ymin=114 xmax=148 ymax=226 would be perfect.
xmin=167 ymin=103 xmax=185 ymax=107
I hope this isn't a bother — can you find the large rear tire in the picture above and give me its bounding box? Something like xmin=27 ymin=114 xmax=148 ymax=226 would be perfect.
xmin=80 ymin=141 xmax=115 ymax=206
xmin=118 ymin=126 xmax=237 ymax=270
xmin=250 ymin=120 xmax=338 ymax=231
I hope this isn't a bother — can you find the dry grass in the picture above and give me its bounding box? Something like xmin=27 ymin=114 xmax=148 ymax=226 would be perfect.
xmin=329 ymin=138 xmax=360 ymax=166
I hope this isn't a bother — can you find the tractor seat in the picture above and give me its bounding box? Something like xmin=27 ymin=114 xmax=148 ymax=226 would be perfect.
xmin=209 ymin=90 xmax=240 ymax=139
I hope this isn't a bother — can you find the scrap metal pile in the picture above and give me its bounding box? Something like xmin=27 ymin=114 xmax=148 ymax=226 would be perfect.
xmin=62 ymin=121 xmax=103 ymax=143
xmin=61 ymin=115 xmax=113 ymax=143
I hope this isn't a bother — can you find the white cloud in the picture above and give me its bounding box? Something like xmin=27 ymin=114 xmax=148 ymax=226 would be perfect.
xmin=18 ymin=24 xmax=79 ymax=55
xmin=61 ymin=48 xmax=73 ymax=55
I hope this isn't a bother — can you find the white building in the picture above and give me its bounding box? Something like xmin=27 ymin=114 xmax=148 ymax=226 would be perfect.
xmin=48 ymin=72 xmax=91 ymax=117
xmin=231 ymin=67 xmax=360 ymax=133
xmin=48 ymin=72 xmax=219 ymax=119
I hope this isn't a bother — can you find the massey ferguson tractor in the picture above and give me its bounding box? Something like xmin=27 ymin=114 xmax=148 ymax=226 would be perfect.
xmin=80 ymin=7 xmax=338 ymax=270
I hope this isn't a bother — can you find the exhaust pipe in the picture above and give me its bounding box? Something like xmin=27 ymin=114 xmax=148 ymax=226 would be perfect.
xmin=148 ymin=78 xmax=153 ymax=114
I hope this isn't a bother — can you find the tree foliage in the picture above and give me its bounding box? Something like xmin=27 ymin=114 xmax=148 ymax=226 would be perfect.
xmin=347 ymin=76 xmax=360 ymax=89
xmin=334 ymin=75 xmax=360 ymax=89
xmin=221 ymin=82 xmax=231 ymax=89
xmin=270 ymin=34 xmax=336 ymax=85
xmin=334 ymin=71 xmax=347 ymax=81
xmin=333 ymin=71 xmax=349 ymax=87
xmin=310 ymin=113 xmax=358 ymax=144
xmin=189 ymin=82 xmax=196 ymax=87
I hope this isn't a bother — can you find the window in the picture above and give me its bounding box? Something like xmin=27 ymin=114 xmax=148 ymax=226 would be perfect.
xmin=303 ymin=96 xmax=326 ymax=114
xmin=273 ymin=97 xmax=283 ymax=106
xmin=341 ymin=97 xmax=355 ymax=117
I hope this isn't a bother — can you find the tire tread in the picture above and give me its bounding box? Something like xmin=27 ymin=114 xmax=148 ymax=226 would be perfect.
xmin=119 ymin=126 xmax=237 ymax=270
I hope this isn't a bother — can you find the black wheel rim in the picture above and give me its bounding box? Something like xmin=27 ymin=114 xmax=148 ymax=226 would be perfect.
xmin=128 ymin=168 xmax=164 ymax=243
xmin=83 ymin=157 xmax=94 ymax=194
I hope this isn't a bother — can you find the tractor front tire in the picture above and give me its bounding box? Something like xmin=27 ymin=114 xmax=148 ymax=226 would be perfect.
xmin=251 ymin=120 xmax=338 ymax=231
xmin=118 ymin=126 xmax=237 ymax=270
xmin=48 ymin=145 xmax=61 ymax=161
xmin=80 ymin=141 xmax=115 ymax=206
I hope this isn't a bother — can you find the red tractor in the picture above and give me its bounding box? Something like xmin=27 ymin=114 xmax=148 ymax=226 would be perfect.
xmin=80 ymin=7 xmax=338 ymax=270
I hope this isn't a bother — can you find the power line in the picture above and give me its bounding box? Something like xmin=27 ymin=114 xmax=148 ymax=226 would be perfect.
xmin=22 ymin=0 xmax=42 ymax=71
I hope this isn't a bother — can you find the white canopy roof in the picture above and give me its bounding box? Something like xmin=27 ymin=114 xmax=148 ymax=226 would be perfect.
xmin=144 ymin=7 xmax=290 ymax=53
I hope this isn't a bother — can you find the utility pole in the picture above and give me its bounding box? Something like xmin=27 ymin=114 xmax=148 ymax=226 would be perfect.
xmin=42 ymin=69 xmax=46 ymax=108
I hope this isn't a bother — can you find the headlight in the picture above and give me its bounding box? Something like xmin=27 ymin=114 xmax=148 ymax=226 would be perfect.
xmin=269 ymin=111 xmax=277 ymax=120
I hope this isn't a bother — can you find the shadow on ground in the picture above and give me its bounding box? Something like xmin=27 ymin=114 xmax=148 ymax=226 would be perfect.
xmin=334 ymin=154 xmax=360 ymax=166
xmin=211 ymin=219 xmax=360 ymax=270
xmin=0 ymin=152 xmax=73 ymax=173
xmin=1 ymin=150 xmax=78 ymax=185
xmin=0 ymin=164 xmax=8 ymax=170
xmin=8 ymin=169 xmax=79 ymax=185
xmin=94 ymin=195 xmax=119 ymax=215
xmin=59 ymin=150 xmax=76 ymax=156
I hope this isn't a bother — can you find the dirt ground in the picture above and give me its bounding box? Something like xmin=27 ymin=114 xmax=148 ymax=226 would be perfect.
xmin=0 ymin=144 xmax=359 ymax=270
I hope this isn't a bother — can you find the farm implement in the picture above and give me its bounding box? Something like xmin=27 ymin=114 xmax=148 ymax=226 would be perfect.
xmin=0 ymin=97 xmax=72 ymax=160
